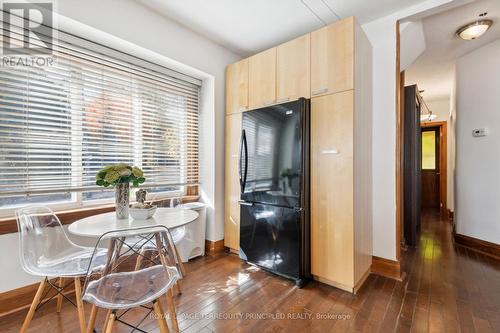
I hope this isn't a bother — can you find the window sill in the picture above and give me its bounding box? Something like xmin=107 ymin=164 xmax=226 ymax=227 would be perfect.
xmin=0 ymin=195 xmax=200 ymax=235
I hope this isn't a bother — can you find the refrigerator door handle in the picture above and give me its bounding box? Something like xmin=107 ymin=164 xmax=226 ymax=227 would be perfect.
xmin=239 ymin=130 xmax=244 ymax=191
xmin=239 ymin=129 xmax=249 ymax=193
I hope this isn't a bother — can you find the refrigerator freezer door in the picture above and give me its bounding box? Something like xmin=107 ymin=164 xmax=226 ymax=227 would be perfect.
xmin=239 ymin=202 xmax=301 ymax=279
xmin=240 ymin=100 xmax=305 ymax=208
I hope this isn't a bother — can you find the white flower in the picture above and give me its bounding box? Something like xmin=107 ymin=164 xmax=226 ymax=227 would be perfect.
xmin=120 ymin=169 xmax=132 ymax=176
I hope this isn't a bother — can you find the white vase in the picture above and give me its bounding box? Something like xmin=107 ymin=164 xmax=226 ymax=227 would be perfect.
xmin=115 ymin=183 xmax=130 ymax=219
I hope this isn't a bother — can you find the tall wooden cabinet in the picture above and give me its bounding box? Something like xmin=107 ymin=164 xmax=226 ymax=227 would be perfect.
xmin=224 ymin=17 xmax=373 ymax=292
xmin=224 ymin=112 xmax=242 ymax=252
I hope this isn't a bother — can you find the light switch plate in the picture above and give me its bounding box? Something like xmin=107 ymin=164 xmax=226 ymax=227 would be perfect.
xmin=472 ymin=128 xmax=488 ymax=137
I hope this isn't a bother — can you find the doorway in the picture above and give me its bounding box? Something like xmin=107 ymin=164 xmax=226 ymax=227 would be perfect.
xmin=421 ymin=121 xmax=447 ymax=217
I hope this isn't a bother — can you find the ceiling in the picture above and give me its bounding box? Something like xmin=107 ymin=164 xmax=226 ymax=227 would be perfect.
xmin=405 ymin=0 xmax=500 ymax=102
xmin=135 ymin=0 xmax=428 ymax=56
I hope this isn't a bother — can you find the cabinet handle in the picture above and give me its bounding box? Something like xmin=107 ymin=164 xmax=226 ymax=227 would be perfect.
xmin=238 ymin=107 xmax=248 ymax=112
xmin=321 ymin=149 xmax=339 ymax=155
xmin=276 ymin=97 xmax=290 ymax=103
xmin=263 ymin=100 xmax=275 ymax=106
xmin=312 ymin=88 xmax=329 ymax=96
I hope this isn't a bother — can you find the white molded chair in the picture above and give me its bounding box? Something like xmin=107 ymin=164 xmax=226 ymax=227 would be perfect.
xmin=83 ymin=226 xmax=180 ymax=333
xmin=15 ymin=205 xmax=107 ymax=333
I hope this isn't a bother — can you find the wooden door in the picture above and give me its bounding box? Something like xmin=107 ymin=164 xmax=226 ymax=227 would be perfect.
xmin=403 ymin=85 xmax=422 ymax=247
xmin=226 ymin=59 xmax=249 ymax=114
xmin=311 ymin=91 xmax=354 ymax=288
xmin=310 ymin=17 xmax=354 ymax=98
xmin=248 ymin=48 xmax=276 ymax=109
xmin=276 ymin=34 xmax=310 ymax=102
xmin=421 ymin=127 xmax=440 ymax=210
xmin=224 ymin=113 xmax=242 ymax=251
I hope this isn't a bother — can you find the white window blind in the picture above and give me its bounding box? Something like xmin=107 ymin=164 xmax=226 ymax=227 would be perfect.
xmin=0 ymin=18 xmax=200 ymax=207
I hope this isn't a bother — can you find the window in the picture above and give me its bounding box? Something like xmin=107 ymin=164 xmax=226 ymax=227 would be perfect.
xmin=422 ymin=130 xmax=437 ymax=170
xmin=0 ymin=20 xmax=200 ymax=213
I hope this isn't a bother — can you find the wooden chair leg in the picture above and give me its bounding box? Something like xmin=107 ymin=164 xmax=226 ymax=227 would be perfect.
xmin=165 ymin=289 xmax=179 ymax=332
xmin=153 ymin=300 xmax=170 ymax=333
xmin=86 ymin=305 xmax=98 ymax=333
xmin=173 ymin=245 xmax=186 ymax=277
xmin=20 ymin=278 xmax=47 ymax=333
xmin=101 ymin=309 xmax=112 ymax=333
xmin=74 ymin=278 xmax=86 ymax=333
xmin=174 ymin=279 xmax=182 ymax=295
xmin=56 ymin=277 xmax=64 ymax=313
xmin=104 ymin=311 xmax=116 ymax=333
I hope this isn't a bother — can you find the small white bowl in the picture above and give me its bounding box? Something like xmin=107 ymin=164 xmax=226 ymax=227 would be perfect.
xmin=129 ymin=206 xmax=157 ymax=220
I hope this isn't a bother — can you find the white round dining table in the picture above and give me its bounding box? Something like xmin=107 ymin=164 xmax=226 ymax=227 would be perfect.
xmin=68 ymin=207 xmax=199 ymax=238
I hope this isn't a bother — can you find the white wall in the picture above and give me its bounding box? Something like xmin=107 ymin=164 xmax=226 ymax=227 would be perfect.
xmin=455 ymin=38 xmax=500 ymax=244
xmin=0 ymin=0 xmax=240 ymax=293
xmin=426 ymin=98 xmax=450 ymax=122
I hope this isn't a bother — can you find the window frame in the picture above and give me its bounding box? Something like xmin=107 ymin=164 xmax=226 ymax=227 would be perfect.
xmin=0 ymin=22 xmax=202 ymax=218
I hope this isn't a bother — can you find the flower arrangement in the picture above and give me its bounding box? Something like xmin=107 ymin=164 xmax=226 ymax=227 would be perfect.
xmin=95 ymin=163 xmax=145 ymax=187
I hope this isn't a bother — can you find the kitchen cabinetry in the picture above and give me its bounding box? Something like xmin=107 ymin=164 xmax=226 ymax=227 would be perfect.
xmin=276 ymin=34 xmax=310 ymax=102
xmin=248 ymin=48 xmax=276 ymax=109
xmin=224 ymin=17 xmax=372 ymax=292
xmin=311 ymin=17 xmax=354 ymax=97
xmin=226 ymin=59 xmax=249 ymax=114
xmin=224 ymin=112 xmax=242 ymax=252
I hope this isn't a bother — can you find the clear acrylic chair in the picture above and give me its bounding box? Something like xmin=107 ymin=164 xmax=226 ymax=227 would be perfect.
xmin=15 ymin=205 xmax=108 ymax=333
xmin=83 ymin=226 xmax=180 ymax=333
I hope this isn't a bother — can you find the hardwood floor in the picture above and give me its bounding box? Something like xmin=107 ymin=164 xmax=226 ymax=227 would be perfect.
xmin=1 ymin=210 xmax=499 ymax=332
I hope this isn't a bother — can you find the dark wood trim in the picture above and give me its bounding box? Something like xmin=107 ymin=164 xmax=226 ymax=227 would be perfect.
xmin=395 ymin=20 xmax=402 ymax=260
xmin=371 ymin=256 xmax=404 ymax=281
xmin=421 ymin=121 xmax=447 ymax=217
xmin=205 ymin=240 xmax=225 ymax=254
xmin=454 ymin=233 xmax=500 ymax=260
xmin=0 ymin=195 xmax=200 ymax=235
xmin=0 ymin=279 xmax=76 ymax=318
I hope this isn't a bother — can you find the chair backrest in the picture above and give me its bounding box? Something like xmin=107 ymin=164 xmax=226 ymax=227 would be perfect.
xmin=82 ymin=225 xmax=179 ymax=310
xmin=15 ymin=205 xmax=79 ymax=276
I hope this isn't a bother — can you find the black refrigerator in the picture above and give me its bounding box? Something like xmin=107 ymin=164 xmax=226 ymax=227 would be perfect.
xmin=239 ymin=98 xmax=310 ymax=287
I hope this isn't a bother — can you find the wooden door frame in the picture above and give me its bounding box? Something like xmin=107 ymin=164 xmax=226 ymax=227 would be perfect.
xmin=395 ymin=20 xmax=403 ymax=260
xmin=421 ymin=121 xmax=447 ymax=217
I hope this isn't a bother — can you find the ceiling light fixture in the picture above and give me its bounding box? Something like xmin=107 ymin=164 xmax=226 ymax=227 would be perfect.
xmin=421 ymin=111 xmax=437 ymax=122
xmin=456 ymin=19 xmax=493 ymax=40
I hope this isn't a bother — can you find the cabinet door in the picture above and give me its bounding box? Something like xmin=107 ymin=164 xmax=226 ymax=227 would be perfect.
xmin=226 ymin=59 xmax=249 ymax=114
xmin=276 ymin=34 xmax=310 ymax=102
xmin=311 ymin=17 xmax=354 ymax=97
xmin=310 ymin=91 xmax=354 ymax=287
xmin=248 ymin=48 xmax=276 ymax=109
xmin=224 ymin=113 xmax=242 ymax=251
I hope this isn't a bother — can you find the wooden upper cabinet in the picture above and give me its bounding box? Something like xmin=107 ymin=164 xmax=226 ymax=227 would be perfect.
xmin=224 ymin=113 xmax=242 ymax=251
xmin=276 ymin=34 xmax=311 ymax=102
xmin=225 ymin=59 xmax=249 ymax=114
xmin=311 ymin=17 xmax=354 ymax=97
xmin=248 ymin=48 xmax=276 ymax=109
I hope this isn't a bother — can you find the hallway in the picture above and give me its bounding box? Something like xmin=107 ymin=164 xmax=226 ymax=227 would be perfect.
xmin=399 ymin=210 xmax=500 ymax=332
